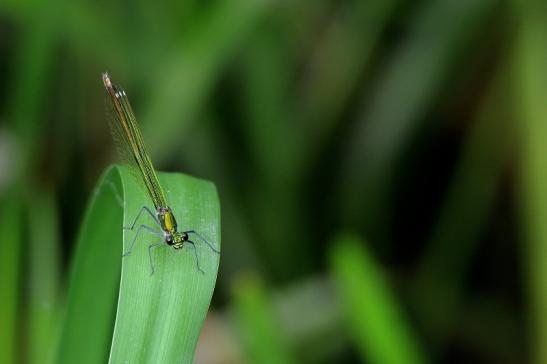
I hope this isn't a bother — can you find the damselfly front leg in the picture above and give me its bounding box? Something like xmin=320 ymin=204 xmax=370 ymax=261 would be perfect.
xmin=185 ymin=240 xmax=204 ymax=274
xmin=122 ymin=205 xmax=163 ymax=258
xmin=182 ymin=230 xmax=219 ymax=273
xmin=183 ymin=230 xmax=220 ymax=253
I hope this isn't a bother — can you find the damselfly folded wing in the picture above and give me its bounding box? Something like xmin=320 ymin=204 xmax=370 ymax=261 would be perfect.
xmin=103 ymin=73 xmax=168 ymax=210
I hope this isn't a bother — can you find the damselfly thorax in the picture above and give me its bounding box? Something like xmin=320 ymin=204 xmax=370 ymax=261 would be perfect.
xmin=157 ymin=206 xmax=187 ymax=249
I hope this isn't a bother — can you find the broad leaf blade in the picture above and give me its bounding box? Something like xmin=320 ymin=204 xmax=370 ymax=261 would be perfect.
xmin=110 ymin=166 xmax=221 ymax=363
xmin=56 ymin=165 xmax=220 ymax=364
xmin=56 ymin=167 xmax=124 ymax=364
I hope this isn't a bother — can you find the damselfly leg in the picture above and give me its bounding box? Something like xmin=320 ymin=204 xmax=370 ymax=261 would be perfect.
xmin=183 ymin=230 xmax=220 ymax=253
xmin=122 ymin=206 xmax=162 ymax=257
xmin=186 ymin=240 xmax=204 ymax=274
xmin=123 ymin=224 xmax=162 ymax=256
xmin=123 ymin=206 xmax=161 ymax=231
xmin=148 ymin=242 xmax=164 ymax=276
xmin=121 ymin=205 xmax=219 ymax=275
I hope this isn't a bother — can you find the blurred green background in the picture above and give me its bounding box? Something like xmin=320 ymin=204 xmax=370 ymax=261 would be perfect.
xmin=1 ymin=0 xmax=546 ymax=363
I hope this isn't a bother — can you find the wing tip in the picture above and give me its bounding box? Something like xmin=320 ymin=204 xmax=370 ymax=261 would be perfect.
xmin=102 ymin=72 xmax=112 ymax=89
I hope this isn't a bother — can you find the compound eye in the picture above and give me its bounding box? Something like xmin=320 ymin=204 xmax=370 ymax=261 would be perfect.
xmin=182 ymin=232 xmax=189 ymax=241
xmin=166 ymin=235 xmax=173 ymax=245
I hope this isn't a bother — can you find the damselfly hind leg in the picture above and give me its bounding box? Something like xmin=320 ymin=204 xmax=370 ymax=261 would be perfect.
xmin=122 ymin=205 xmax=163 ymax=256
xmin=124 ymin=206 xmax=160 ymax=230
xmin=123 ymin=224 xmax=162 ymax=256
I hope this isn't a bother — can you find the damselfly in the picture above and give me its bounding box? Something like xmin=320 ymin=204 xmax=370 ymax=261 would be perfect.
xmin=102 ymin=73 xmax=219 ymax=275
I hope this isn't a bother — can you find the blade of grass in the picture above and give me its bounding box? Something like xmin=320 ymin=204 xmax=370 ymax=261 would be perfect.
xmin=512 ymin=2 xmax=547 ymax=363
xmin=56 ymin=165 xmax=221 ymax=363
xmin=56 ymin=167 xmax=124 ymax=364
xmin=0 ymin=192 xmax=23 ymax=364
xmin=240 ymin=21 xmax=309 ymax=278
xmin=330 ymin=233 xmax=427 ymax=364
xmin=111 ymin=166 xmax=221 ymax=363
xmin=27 ymin=191 xmax=61 ymax=364
xmin=232 ymin=274 xmax=296 ymax=364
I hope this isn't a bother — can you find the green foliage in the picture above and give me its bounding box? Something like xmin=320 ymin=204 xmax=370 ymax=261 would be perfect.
xmin=28 ymin=192 xmax=61 ymax=364
xmin=0 ymin=0 xmax=534 ymax=362
xmin=56 ymin=166 xmax=220 ymax=363
xmin=330 ymin=234 xmax=427 ymax=364
xmin=340 ymin=0 xmax=497 ymax=232
xmin=232 ymin=274 xmax=295 ymax=364
xmin=513 ymin=2 xmax=547 ymax=362
xmin=0 ymin=193 xmax=23 ymax=364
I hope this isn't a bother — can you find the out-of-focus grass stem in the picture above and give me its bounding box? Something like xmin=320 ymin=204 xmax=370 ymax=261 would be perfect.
xmin=27 ymin=191 xmax=61 ymax=364
xmin=513 ymin=1 xmax=547 ymax=363
xmin=0 ymin=192 xmax=23 ymax=364
xmin=330 ymin=233 xmax=427 ymax=364
xmin=232 ymin=274 xmax=296 ymax=364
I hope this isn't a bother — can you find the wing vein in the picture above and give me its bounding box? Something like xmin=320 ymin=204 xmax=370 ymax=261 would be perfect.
xmin=103 ymin=73 xmax=167 ymax=209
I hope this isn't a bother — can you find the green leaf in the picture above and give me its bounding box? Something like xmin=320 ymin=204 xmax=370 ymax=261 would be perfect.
xmin=56 ymin=165 xmax=221 ymax=363
xmin=330 ymin=233 xmax=427 ymax=364
xmin=27 ymin=191 xmax=61 ymax=364
xmin=0 ymin=192 xmax=23 ymax=364
xmin=513 ymin=2 xmax=547 ymax=362
xmin=232 ymin=274 xmax=296 ymax=364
